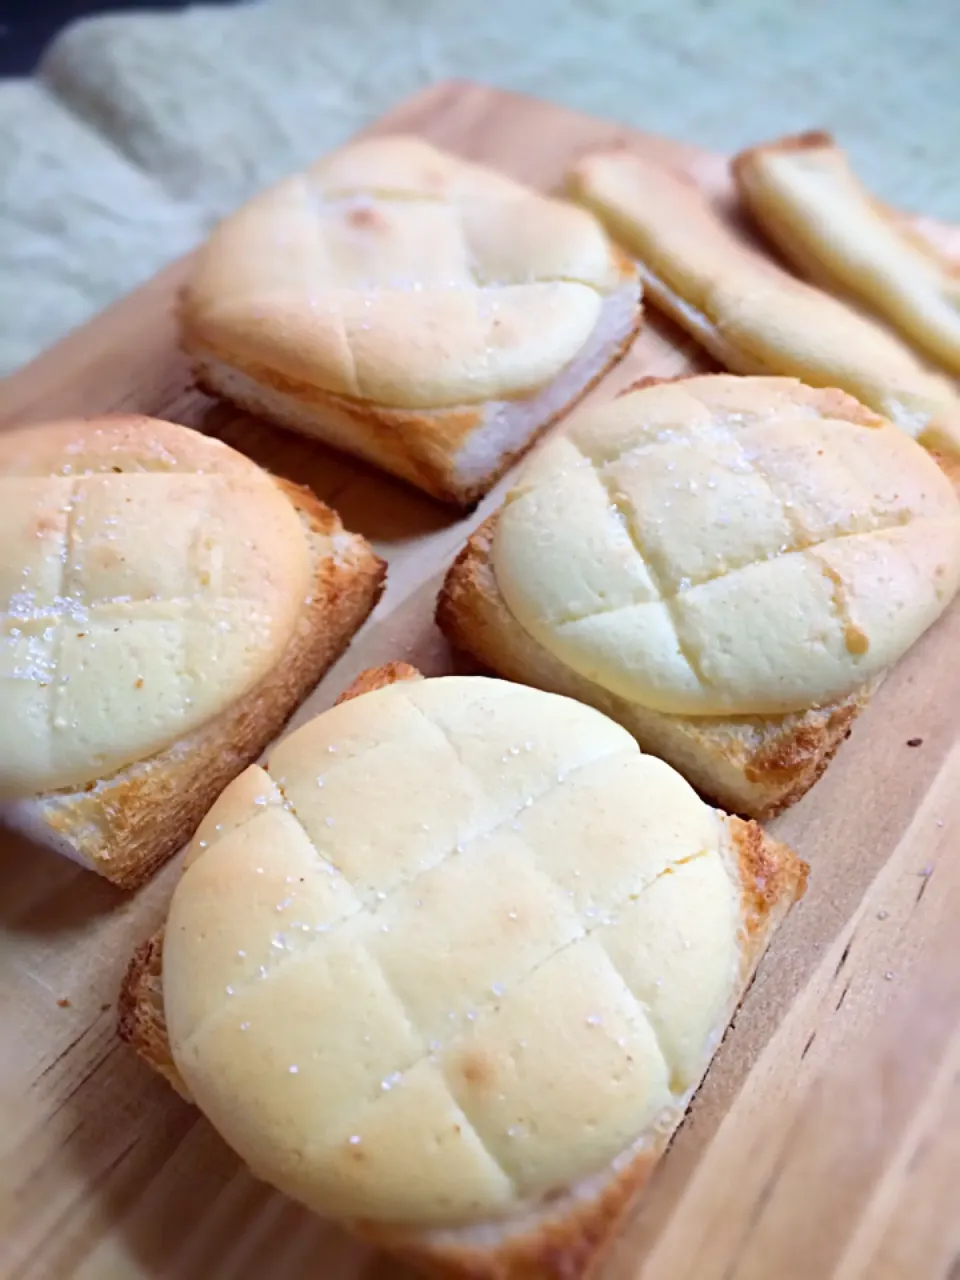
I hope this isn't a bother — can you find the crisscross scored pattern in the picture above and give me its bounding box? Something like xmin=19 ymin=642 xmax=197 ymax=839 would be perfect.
xmin=0 ymin=419 xmax=311 ymax=795
xmin=493 ymin=375 xmax=960 ymax=717
xmin=186 ymin=135 xmax=628 ymax=409
xmin=163 ymin=677 xmax=741 ymax=1225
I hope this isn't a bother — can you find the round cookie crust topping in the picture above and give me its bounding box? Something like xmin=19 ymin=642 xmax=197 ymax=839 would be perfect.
xmin=0 ymin=416 xmax=311 ymax=795
xmin=494 ymin=375 xmax=960 ymax=716
xmin=163 ymin=676 xmax=742 ymax=1225
xmin=181 ymin=135 xmax=633 ymax=411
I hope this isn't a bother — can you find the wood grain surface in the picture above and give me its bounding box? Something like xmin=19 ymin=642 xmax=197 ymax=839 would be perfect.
xmin=2 ymin=81 xmax=959 ymax=1280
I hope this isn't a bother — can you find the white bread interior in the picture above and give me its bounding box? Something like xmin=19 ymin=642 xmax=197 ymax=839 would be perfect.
xmin=0 ymin=417 xmax=384 ymax=888
xmin=119 ymin=662 xmax=806 ymax=1279
xmin=569 ymin=149 xmax=960 ymax=459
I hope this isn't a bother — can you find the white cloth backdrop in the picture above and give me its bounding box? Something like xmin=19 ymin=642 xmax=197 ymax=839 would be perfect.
xmin=1 ymin=0 xmax=957 ymax=374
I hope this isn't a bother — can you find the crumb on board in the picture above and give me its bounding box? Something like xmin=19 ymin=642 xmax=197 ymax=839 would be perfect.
xmin=57 ymin=998 xmax=71 ymax=1008
xmin=906 ymin=737 xmax=923 ymax=747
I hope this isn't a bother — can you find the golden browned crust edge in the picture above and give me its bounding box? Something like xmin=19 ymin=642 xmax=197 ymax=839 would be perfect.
xmin=187 ymin=279 xmax=642 ymax=510
xmin=24 ymin=480 xmax=385 ymax=890
xmin=357 ymin=1145 xmax=666 ymax=1280
xmin=116 ymin=930 xmax=187 ymax=1097
xmin=191 ymin=350 xmax=486 ymax=506
xmin=729 ymin=814 xmax=808 ymax=945
xmin=334 ymin=662 xmax=423 ymax=705
xmin=731 ymin=131 xmax=960 ymax=276
xmin=117 ymin=690 xmax=805 ymax=1279
xmin=730 ymin=129 xmax=836 ymax=183
xmin=436 ymin=512 xmax=873 ymax=820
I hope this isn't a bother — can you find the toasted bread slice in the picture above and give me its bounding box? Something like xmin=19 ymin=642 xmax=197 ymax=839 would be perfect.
xmin=118 ymin=662 xmax=806 ymax=1280
xmin=732 ymin=131 xmax=960 ymax=376
xmin=436 ymin=515 xmax=874 ymax=820
xmin=569 ymin=149 xmax=960 ymax=459
xmin=183 ymin=136 xmax=643 ymax=508
xmin=1 ymin=480 xmax=385 ymax=889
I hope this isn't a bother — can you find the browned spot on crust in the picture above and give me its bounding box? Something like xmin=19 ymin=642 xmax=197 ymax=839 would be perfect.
xmin=728 ymin=815 xmax=808 ymax=942
xmin=844 ymin=623 xmax=869 ymax=655
xmin=35 ymin=513 xmax=61 ymax=536
xmin=730 ymin=130 xmax=836 ymax=186
xmin=116 ymin=930 xmax=188 ymax=1097
xmin=347 ymin=205 xmax=387 ymax=231
xmin=747 ymin=718 xmax=828 ymax=781
xmin=616 ymin=372 xmax=695 ymax=399
xmin=744 ymin=696 xmax=863 ymax=820
xmin=435 ymin=513 xmax=497 ymax=631
xmin=930 ymin=451 xmax=960 ymax=490
xmin=91 ymin=545 xmax=126 ymax=573
xmin=609 ymin=241 xmax=638 ymax=284
xmin=805 ymin=385 xmax=887 ymax=428
xmin=335 ymin=663 xmax=422 ymax=706
xmin=457 ymin=1051 xmax=497 ymax=1091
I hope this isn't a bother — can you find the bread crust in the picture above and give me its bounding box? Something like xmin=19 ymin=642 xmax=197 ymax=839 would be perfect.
xmin=2 ymin=480 xmax=385 ymax=889
xmin=731 ymin=131 xmax=960 ymax=380
xmin=117 ymin=931 xmax=186 ymax=1096
xmin=436 ymin=512 xmax=873 ymax=820
xmin=570 ymin=148 xmax=960 ymax=458
xmin=333 ymin=661 xmax=423 ymax=704
xmin=180 ymin=134 xmax=644 ymax=507
xmin=117 ymin=692 xmax=806 ymax=1280
xmin=189 ymin=264 xmax=641 ymax=509
xmin=731 ymin=129 xmax=960 ymax=276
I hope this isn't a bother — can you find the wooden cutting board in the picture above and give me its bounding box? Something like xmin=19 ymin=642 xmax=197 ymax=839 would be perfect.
xmin=2 ymin=81 xmax=959 ymax=1280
